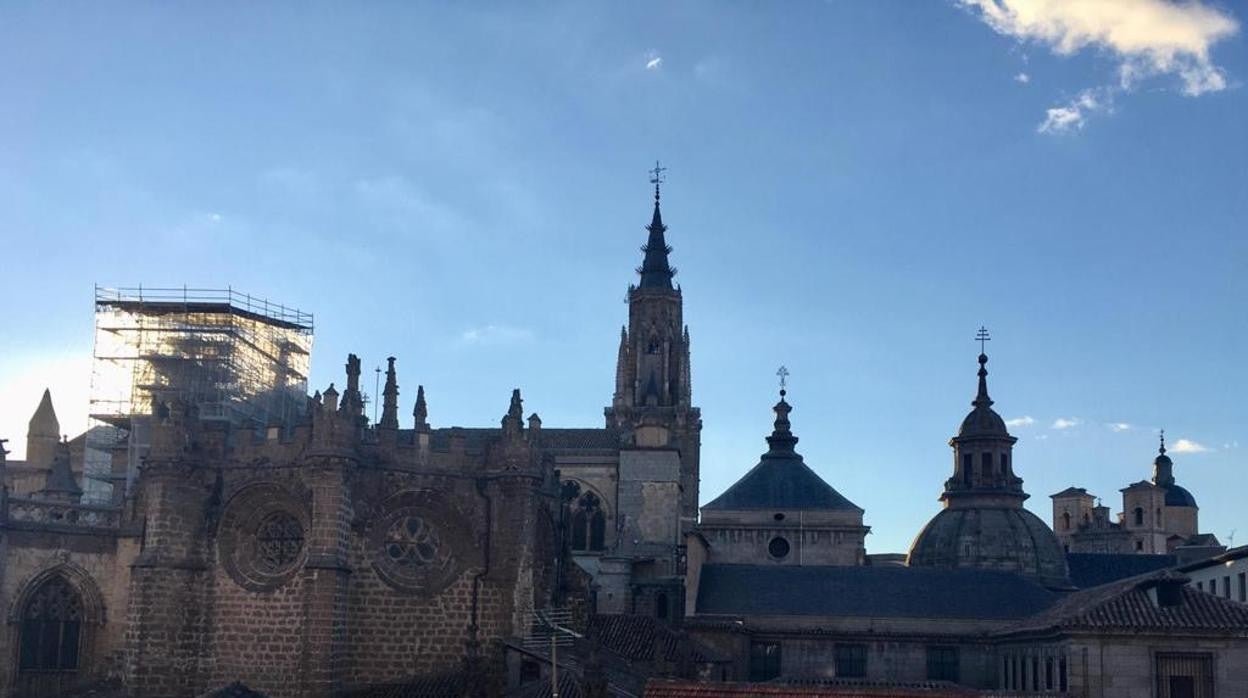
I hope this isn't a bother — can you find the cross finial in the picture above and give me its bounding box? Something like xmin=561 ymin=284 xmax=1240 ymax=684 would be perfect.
xmin=649 ymin=160 xmax=667 ymax=202
xmin=776 ymin=365 xmax=790 ymax=397
xmin=976 ymin=326 xmax=991 ymax=355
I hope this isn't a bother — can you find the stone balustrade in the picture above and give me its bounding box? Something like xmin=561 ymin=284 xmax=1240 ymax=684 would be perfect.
xmin=5 ymin=497 xmax=122 ymax=530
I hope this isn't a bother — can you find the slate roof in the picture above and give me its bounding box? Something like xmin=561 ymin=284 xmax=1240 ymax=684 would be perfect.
xmin=336 ymin=673 xmax=464 ymax=698
xmin=695 ymin=564 xmax=1056 ymax=620
xmin=424 ymin=427 xmax=620 ymax=453
xmin=588 ymin=614 xmax=727 ymax=664
xmin=1163 ymin=483 xmax=1198 ymax=507
xmin=200 ymin=684 xmax=270 ymax=698
xmin=703 ymin=398 xmax=860 ymax=512
xmin=645 ymin=679 xmax=976 ymax=697
xmin=999 ymin=570 xmax=1248 ymax=636
xmin=1066 ymin=553 xmax=1176 ymax=589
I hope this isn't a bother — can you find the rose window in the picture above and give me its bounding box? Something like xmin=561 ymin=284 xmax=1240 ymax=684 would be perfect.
xmin=383 ymin=516 xmax=441 ymax=567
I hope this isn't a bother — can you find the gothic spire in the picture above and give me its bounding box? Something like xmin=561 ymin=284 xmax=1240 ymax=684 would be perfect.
xmin=973 ymin=352 xmax=993 ymax=408
xmin=379 ymin=356 xmax=399 ymax=429
xmin=638 ymin=161 xmax=675 ymax=290
xmin=28 ymin=388 xmax=59 ymax=437
xmin=412 ymin=385 xmax=429 ymax=431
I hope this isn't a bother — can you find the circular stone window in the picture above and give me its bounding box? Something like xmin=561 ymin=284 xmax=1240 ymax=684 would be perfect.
xmin=218 ymin=483 xmax=309 ymax=591
xmin=368 ymin=491 xmax=476 ymax=595
xmin=768 ymin=536 xmax=791 ymax=559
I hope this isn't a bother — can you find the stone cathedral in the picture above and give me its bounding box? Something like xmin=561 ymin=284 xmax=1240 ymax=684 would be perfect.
xmin=3 ymin=178 xmax=1248 ymax=698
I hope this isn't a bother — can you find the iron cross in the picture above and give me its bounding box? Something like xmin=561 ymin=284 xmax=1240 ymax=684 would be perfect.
xmin=649 ymin=160 xmax=667 ymax=186
xmin=976 ymin=326 xmax=991 ymax=354
xmin=776 ymin=365 xmax=790 ymax=391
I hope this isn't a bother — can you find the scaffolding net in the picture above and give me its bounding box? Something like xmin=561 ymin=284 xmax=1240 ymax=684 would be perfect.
xmin=84 ymin=286 xmax=313 ymax=503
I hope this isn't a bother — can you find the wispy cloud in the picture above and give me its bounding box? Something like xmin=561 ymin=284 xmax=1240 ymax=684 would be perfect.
xmin=1107 ymin=422 xmax=1133 ymax=433
xmin=1171 ymin=438 xmax=1213 ymax=454
xmin=460 ymin=324 xmax=535 ymax=346
xmin=959 ymin=0 xmax=1239 ymax=130
xmin=1038 ymin=87 xmax=1112 ymax=134
xmin=1051 ymin=417 xmax=1081 ymax=430
xmin=1014 ymin=72 xmax=1031 ymax=84
xmin=1005 ymin=415 xmax=1035 ymax=427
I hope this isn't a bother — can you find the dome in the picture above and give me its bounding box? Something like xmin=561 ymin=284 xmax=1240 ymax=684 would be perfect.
xmin=1154 ymin=452 xmax=1173 ymax=468
xmin=1164 ymin=484 xmax=1197 ymax=508
xmin=958 ymin=404 xmax=1009 ymax=438
xmin=907 ymin=506 xmax=1071 ymax=589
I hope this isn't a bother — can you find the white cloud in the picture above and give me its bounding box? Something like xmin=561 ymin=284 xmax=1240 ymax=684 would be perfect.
xmin=1107 ymin=422 xmax=1133 ymax=433
xmin=1051 ymin=417 xmax=1081 ymax=430
xmin=1038 ymin=87 xmax=1111 ymax=133
xmin=1014 ymin=71 xmax=1031 ymax=83
xmin=645 ymin=55 xmax=663 ymax=71
xmin=1005 ymin=415 xmax=1035 ymax=427
xmin=460 ymin=324 xmax=535 ymax=346
xmin=960 ymin=0 xmax=1239 ymax=129
xmin=1171 ymin=438 xmax=1213 ymax=454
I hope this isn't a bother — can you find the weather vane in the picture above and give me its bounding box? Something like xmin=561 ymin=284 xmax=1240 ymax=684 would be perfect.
xmin=976 ymin=326 xmax=991 ymax=354
xmin=649 ymin=160 xmax=667 ymax=201
xmin=776 ymin=365 xmax=790 ymax=395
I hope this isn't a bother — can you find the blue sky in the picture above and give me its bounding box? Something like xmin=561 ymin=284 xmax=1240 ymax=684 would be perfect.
xmin=1 ymin=1 xmax=1245 ymax=553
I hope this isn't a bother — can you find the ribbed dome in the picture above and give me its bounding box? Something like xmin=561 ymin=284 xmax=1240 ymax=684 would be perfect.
xmin=908 ymin=507 xmax=1071 ymax=589
xmin=1164 ymin=484 xmax=1197 ymax=508
xmin=958 ymin=405 xmax=1009 ymax=437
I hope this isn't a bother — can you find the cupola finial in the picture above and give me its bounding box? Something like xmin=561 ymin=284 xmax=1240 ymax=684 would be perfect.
xmin=1159 ymin=429 xmax=1166 ymax=456
xmin=974 ymin=327 xmax=993 ymax=408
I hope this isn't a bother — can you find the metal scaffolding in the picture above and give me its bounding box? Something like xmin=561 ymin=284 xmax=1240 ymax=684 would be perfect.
xmin=84 ymin=286 xmax=313 ymax=503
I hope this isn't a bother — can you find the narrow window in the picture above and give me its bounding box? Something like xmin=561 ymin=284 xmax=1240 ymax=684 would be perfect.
xmin=1060 ymin=656 xmax=1068 ymax=692
xmin=1135 ymin=540 xmax=1144 ymax=552
xmin=589 ymin=510 xmax=606 ymax=551
xmin=835 ymin=644 xmax=867 ymax=678
xmin=981 ymin=452 xmax=993 ymax=478
xmin=1000 ymin=452 xmax=1009 ymax=474
xmin=655 ymin=592 xmax=668 ymax=619
xmin=962 ymin=454 xmax=972 ymax=484
xmin=926 ymin=646 xmax=959 ymax=682
xmin=1197 ymin=581 xmax=1203 ymax=592
xmin=749 ymin=641 xmax=782 ymax=682
xmin=1134 ymin=507 xmax=1145 ymax=526
xmin=1238 ymin=572 xmax=1246 ymax=603
xmin=1045 ymin=656 xmax=1054 ymax=690
xmin=1062 ymin=512 xmax=1071 ymax=531
xmin=1224 ymin=576 xmax=1232 ymax=599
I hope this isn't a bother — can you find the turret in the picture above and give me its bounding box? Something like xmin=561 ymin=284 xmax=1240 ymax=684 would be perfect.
xmin=379 ymin=356 xmax=399 ymax=430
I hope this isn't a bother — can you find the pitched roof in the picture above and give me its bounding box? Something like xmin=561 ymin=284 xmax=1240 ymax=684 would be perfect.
xmin=645 ymin=679 xmax=976 ymax=697
xmin=426 ymin=427 xmax=620 ymax=453
xmin=336 ymin=672 xmax=464 ymax=698
xmin=703 ymin=397 xmax=859 ymax=512
xmin=1066 ymin=553 xmax=1176 ymax=589
xmin=695 ymin=564 xmax=1055 ymax=620
xmin=1000 ymin=571 xmax=1248 ymax=636
xmin=588 ymin=614 xmax=727 ymax=664
xmin=1050 ymin=487 xmax=1091 ymax=498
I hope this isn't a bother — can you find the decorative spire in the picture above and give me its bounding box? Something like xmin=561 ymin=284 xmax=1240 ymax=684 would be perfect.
xmin=766 ymin=369 xmax=798 ymax=454
xmin=413 ymin=385 xmax=429 ymax=431
xmin=638 ymin=161 xmax=675 ymax=290
xmin=502 ymin=388 xmax=524 ymax=436
xmin=379 ymin=356 xmax=399 ymax=429
xmin=341 ymin=354 xmax=363 ymax=416
xmin=1159 ymin=429 xmax=1167 ymax=456
xmin=973 ymin=327 xmax=993 ymax=408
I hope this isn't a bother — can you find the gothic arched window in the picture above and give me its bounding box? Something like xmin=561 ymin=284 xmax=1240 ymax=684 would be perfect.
xmin=18 ymin=576 xmax=83 ymax=674
xmin=569 ymin=491 xmax=607 ymax=553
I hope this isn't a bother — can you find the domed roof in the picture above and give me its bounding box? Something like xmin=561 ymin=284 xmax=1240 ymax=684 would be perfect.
xmin=908 ymin=506 xmax=1071 ymax=589
xmin=1164 ymin=484 xmax=1197 ymax=508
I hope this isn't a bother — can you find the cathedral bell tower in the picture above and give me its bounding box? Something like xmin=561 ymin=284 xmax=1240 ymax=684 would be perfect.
xmin=605 ymin=163 xmax=702 ymax=530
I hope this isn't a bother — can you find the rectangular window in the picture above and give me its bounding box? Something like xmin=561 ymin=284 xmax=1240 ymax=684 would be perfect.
xmin=1196 ymin=581 xmax=1203 ymax=592
xmin=1224 ymin=575 xmax=1232 ymax=599
xmin=749 ymin=641 xmax=782 ymax=682
xmin=926 ymin=646 xmax=959 ymax=682
xmin=1155 ymin=652 xmax=1213 ymax=698
xmin=1238 ymin=572 xmax=1246 ymax=603
xmin=835 ymin=643 xmax=867 ymax=678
